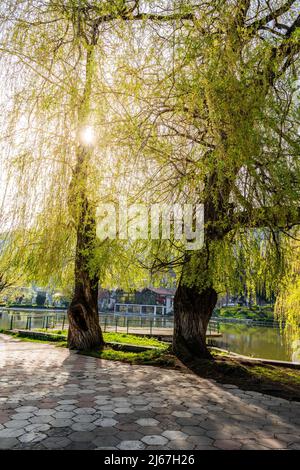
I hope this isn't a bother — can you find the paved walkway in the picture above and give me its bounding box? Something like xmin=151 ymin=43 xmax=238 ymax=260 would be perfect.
xmin=0 ymin=334 xmax=299 ymax=450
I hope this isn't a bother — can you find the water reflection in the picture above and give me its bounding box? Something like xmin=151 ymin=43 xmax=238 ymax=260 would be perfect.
xmin=211 ymin=323 xmax=294 ymax=362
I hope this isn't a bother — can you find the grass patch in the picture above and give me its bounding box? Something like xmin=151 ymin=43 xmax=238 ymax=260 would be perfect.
xmin=80 ymin=347 xmax=176 ymax=367
xmin=214 ymin=304 xmax=274 ymax=321
xmin=249 ymin=364 xmax=300 ymax=387
xmin=34 ymin=329 xmax=169 ymax=349
xmin=35 ymin=328 xmax=67 ymax=336
xmin=0 ymin=329 xmax=67 ymax=347
xmin=190 ymin=350 xmax=300 ymax=401
xmin=210 ymin=348 xmax=230 ymax=357
xmin=103 ymin=332 xmax=168 ymax=349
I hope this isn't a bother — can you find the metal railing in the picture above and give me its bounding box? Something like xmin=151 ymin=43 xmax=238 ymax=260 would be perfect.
xmin=3 ymin=311 xmax=220 ymax=337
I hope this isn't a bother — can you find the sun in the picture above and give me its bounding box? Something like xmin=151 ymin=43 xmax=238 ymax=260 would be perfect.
xmin=79 ymin=125 xmax=96 ymax=146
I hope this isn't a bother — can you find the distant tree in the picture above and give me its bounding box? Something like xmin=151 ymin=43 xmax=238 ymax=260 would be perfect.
xmin=0 ymin=272 xmax=13 ymax=294
xmin=275 ymin=238 xmax=300 ymax=342
xmin=36 ymin=291 xmax=46 ymax=307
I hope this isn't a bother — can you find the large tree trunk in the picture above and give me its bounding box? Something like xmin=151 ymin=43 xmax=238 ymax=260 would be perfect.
xmin=67 ymin=192 xmax=104 ymax=350
xmin=172 ymin=196 xmax=222 ymax=361
xmin=173 ymin=281 xmax=217 ymax=360
xmin=172 ymin=248 xmax=218 ymax=360
xmin=67 ymin=277 xmax=104 ymax=350
xmin=66 ymin=131 xmax=104 ymax=351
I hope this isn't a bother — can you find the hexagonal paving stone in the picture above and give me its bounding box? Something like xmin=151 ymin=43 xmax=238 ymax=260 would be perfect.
xmin=4 ymin=420 xmax=29 ymax=429
xmin=176 ymin=417 xmax=201 ymax=426
xmin=93 ymin=436 xmax=120 ymax=447
xmin=15 ymin=406 xmax=39 ymax=414
xmin=188 ymin=408 xmax=208 ymax=416
xmin=74 ymin=408 xmax=96 ymax=415
xmin=58 ymin=400 xmax=78 ymax=405
xmin=94 ymin=426 xmax=118 ymax=436
xmin=25 ymin=424 xmax=50 ymax=433
xmin=34 ymin=409 xmax=55 ymax=416
xmin=45 ymin=427 xmax=72 ymax=439
xmin=43 ymin=437 xmax=71 ymax=449
xmin=162 ymin=430 xmax=188 ymax=440
xmin=71 ymin=422 xmax=96 ymax=432
xmin=241 ymin=442 xmax=270 ymax=450
xmin=49 ymin=418 xmax=73 ymax=428
xmin=118 ymin=440 xmax=145 ymax=450
xmin=0 ymin=428 xmax=25 ymax=438
xmin=30 ymin=416 xmax=53 ymax=424
xmin=73 ymin=414 xmax=97 ymax=423
xmin=65 ymin=441 xmax=95 ymax=450
xmin=11 ymin=413 xmax=33 ymax=420
xmin=0 ymin=438 xmax=19 ymax=449
xmin=187 ymin=435 xmax=214 ymax=446
xmin=206 ymin=430 xmax=233 ymax=440
xmin=141 ymin=435 xmax=168 ymax=446
xmin=77 ymin=389 xmax=95 ymax=395
xmin=182 ymin=426 xmax=206 ymax=436
xmin=115 ymin=422 xmax=141 ymax=432
xmin=18 ymin=432 xmax=47 ymax=444
xmin=171 ymin=411 xmax=192 ymax=418
xmin=198 ymin=420 xmax=221 ymax=430
xmin=213 ymin=439 xmax=243 ymax=450
xmin=94 ymin=418 xmax=117 ymax=428
xmin=275 ymin=433 xmax=300 ymax=443
xmin=69 ymin=431 xmax=96 ymax=442
xmin=288 ymin=443 xmax=300 ymax=450
xmin=55 ymin=405 xmax=76 ymax=412
xmin=101 ymin=411 xmax=116 ymax=418
xmin=258 ymin=438 xmax=288 ymax=449
xmin=114 ymin=408 xmax=133 ymax=414
xmin=118 ymin=431 xmax=143 ymax=441
xmin=136 ymin=418 xmax=159 ymax=427
xmin=167 ymin=440 xmax=195 ymax=450
xmin=95 ymin=403 xmax=116 ymax=411
xmin=53 ymin=411 xmax=75 ymax=419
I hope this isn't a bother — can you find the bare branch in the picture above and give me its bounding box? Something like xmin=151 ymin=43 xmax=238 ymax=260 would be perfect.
xmin=265 ymin=13 xmax=300 ymax=85
xmin=248 ymin=0 xmax=298 ymax=32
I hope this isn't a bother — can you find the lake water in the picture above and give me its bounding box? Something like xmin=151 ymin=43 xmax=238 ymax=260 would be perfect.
xmin=210 ymin=323 xmax=298 ymax=362
xmin=0 ymin=309 xmax=298 ymax=362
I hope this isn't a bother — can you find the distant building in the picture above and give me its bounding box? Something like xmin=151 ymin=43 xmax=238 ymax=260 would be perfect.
xmin=98 ymin=287 xmax=176 ymax=316
xmin=137 ymin=287 xmax=175 ymax=314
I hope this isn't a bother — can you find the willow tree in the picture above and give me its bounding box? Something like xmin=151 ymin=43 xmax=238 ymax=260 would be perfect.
xmin=112 ymin=0 xmax=300 ymax=360
xmin=275 ymin=237 xmax=300 ymax=344
xmin=0 ymin=0 xmax=196 ymax=350
xmin=171 ymin=0 xmax=300 ymax=360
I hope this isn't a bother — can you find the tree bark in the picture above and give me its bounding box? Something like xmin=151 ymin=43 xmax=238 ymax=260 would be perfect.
xmin=67 ymin=274 xmax=104 ymax=350
xmin=68 ymin=184 xmax=104 ymax=350
xmin=173 ymin=281 xmax=217 ymax=360
xmin=68 ymin=284 xmax=104 ymax=351
xmin=67 ymin=194 xmax=104 ymax=350
xmin=172 ymin=173 xmax=228 ymax=361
